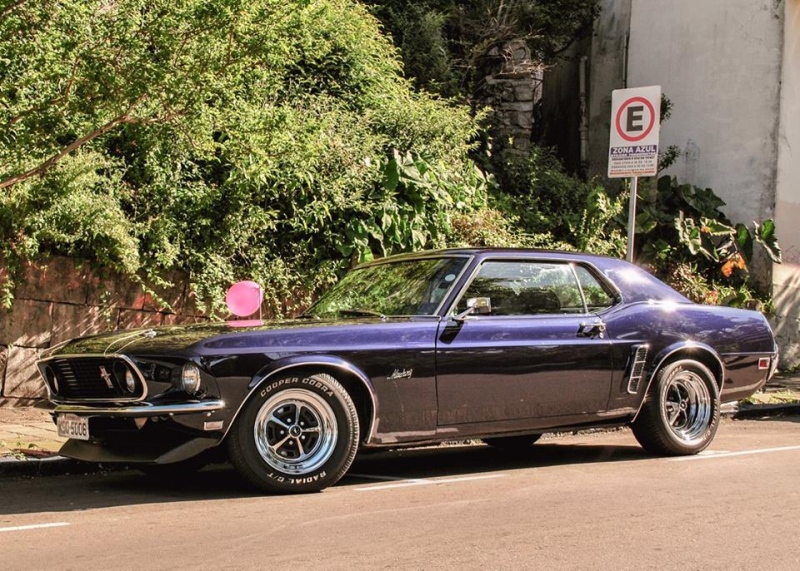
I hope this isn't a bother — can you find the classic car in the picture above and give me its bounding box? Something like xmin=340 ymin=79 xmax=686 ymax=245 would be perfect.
xmin=38 ymin=248 xmax=778 ymax=493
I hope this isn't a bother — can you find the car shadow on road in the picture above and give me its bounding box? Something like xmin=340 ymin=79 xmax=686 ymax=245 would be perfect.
xmin=343 ymin=439 xmax=647 ymax=485
xmin=1 ymin=438 xmax=650 ymax=516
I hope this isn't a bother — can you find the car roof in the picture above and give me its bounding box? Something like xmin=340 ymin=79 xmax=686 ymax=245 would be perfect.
xmin=361 ymin=247 xmax=616 ymax=266
xmin=360 ymin=248 xmax=691 ymax=304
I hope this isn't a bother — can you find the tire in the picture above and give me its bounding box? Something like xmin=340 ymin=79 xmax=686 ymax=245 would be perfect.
xmin=482 ymin=434 xmax=541 ymax=451
xmin=631 ymin=359 xmax=720 ymax=456
xmin=227 ymin=372 xmax=359 ymax=493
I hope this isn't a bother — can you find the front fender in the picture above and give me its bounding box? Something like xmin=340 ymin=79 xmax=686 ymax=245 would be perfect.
xmin=222 ymin=354 xmax=380 ymax=444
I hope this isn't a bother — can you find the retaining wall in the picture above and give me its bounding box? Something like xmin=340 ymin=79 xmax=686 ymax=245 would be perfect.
xmin=0 ymin=256 xmax=208 ymax=404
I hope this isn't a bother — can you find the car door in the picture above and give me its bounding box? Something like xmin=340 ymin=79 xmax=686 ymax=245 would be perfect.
xmin=435 ymin=258 xmax=616 ymax=425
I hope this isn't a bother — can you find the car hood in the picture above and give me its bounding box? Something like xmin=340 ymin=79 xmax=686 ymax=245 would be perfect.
xmin=43 ymin=317 xmax=437 ymax=357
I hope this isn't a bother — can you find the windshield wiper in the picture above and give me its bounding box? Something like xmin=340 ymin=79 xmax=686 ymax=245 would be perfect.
xmin=338 ymin=308 xmax=387 ymax=320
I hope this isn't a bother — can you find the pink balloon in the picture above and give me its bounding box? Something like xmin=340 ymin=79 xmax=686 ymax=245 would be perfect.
xmin=226 ymin=281 xmax=263 ymax=317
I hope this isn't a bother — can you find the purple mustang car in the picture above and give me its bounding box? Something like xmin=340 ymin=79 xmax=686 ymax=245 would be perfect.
xmin=39 ymin=249 xmax=778 ymax=493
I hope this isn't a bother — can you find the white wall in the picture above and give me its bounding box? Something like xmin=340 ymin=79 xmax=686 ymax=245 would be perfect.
xmin=774 ymin=0 xmax=800 ymax=363
xmin=626 ymin=0 xmax=783 ymax=225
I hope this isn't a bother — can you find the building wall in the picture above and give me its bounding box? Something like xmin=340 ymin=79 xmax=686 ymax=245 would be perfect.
xmin=773 ymin=0 xmax=800 ymax=363
xmin=582 ymin=0 xmax=800 ymax=365
xmin=626 ymin=0 xmax=782 ymax=226
xmin=586 ymin=0 xmax=632 ymax=181
xmin=0 ymin=257 xmax=208 ymax=404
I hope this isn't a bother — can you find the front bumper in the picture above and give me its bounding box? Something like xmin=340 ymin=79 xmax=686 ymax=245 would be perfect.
xmin=52 ymin=400 xmax=228 ymax=464
xmin=54 ymin=399 xmax=225 ymax=417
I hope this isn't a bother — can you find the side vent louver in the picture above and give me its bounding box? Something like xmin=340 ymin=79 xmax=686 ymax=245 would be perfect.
xmin=627 ymin=345 xmax=649 ymax=394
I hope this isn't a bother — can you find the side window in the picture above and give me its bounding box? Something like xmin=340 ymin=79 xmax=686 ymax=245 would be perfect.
xmin=456 ymin=261 xmax=583 ymax=316
xmin=574 ymin=265 xmax=617 ymax=312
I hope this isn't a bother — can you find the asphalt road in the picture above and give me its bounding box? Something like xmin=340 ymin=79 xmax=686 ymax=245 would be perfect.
xmin=2 ymin=417 xmax=799 ymax=570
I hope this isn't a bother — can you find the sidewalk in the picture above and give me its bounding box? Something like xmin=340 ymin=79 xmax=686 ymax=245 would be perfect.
xmin=2 ymin=374 xmax=800 ymax=477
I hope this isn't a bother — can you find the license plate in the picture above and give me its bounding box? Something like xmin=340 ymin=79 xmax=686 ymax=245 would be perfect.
xmin=57 ymin=414 xmax=90 ymax=441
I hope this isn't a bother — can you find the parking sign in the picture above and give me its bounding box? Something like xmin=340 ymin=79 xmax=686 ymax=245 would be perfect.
xmin=608 ymin=86 xmax=661 ymax=178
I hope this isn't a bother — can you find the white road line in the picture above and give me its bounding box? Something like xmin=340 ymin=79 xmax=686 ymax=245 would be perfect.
xmin=0 ymin=523 xmax=70 ymax=533
xmin=669 ymin=445 xmax=800 ymax=461
xmin=355 ymin=473 xmax=506 ymax=492
xmin=348 ymin=473 xmax=429 ymax=483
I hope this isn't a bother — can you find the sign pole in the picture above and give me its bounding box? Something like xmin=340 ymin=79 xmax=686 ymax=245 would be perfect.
xmin=626 ymin=176 xmax=638 ymax=262
xmin=607 ymin=85 xmax=660 ymax=263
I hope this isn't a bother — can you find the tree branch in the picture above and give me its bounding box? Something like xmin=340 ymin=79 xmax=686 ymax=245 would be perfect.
xmin=0 ymin=94 xmax=148 ymax=190
xmin=1 ymin=0 xmax=27 ymax=19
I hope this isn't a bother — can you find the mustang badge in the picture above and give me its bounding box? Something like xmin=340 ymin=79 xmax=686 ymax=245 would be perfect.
xmin=99 ymin=366 xmax=114 ymax=389
xmin=387 ymin=368 xmax=413 ymax=381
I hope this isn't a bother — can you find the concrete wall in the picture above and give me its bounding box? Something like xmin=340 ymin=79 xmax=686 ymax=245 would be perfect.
xmin=0 ymin=257 xmax=208 ymax=404
xmin=773 ymin=0 xmax=800 ymax=363
xmin=586 ymin=0 xmax=632 ymax=181
xmin=626 ymin=0 xmax=782 ymax=226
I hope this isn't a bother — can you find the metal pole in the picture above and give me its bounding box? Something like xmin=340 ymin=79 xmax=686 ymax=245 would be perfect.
xmin=626 ymin=176 xmax=638 ymax=262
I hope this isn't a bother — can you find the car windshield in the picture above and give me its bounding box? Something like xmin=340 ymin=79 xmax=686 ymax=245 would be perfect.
xmin=306 ymin=257 xmax=469 ymax=318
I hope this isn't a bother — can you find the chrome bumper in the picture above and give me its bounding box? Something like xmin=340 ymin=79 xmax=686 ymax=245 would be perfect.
xmin=53 ymin=400 xmax=225 ymax=418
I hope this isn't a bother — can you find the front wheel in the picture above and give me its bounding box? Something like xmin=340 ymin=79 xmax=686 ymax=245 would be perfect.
xmin=631 ymin=359 xmax=720 ymax=456
xmin=227 ymin=372 xmax=359 ymax=493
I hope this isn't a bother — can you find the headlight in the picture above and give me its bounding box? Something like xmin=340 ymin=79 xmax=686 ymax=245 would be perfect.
xmin=181 ymin=363 xmax=202 ymax=395
xmin=124 ymin=369 xmax=136 ymax=393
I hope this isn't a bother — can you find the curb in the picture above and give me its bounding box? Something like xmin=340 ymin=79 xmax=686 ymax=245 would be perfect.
xmin=0 ymin=456 xmax=83 ymax=478
xmin=3 ymin=404 xmax=799 ymax=479
xmin=0 ymin=456 xmax=128 ymax=479
xmin=723 ymin=402 xmax=800 ymax=420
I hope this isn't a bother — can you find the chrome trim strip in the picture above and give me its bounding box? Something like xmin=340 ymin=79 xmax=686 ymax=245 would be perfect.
xmin=223 ymin=361 xmax=380 ymax=445
xmin=626 ymin=344 xmax=649 ymax=394
xmin=444 ymin=256 xmax=622 ymax=318
xmin=54 ymin=400 xmax=225 ymax=417
xmin=38 ymin=353 xmax=149 ymax=403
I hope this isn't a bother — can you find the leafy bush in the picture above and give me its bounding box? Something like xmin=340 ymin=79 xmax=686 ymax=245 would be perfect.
xmin=488 ymin=144 xmax=779 ymax=310
xmin=366 ymin=0 xmax=600 ymax=98
xmin=0 ymin=0 xmax=484 ymax=314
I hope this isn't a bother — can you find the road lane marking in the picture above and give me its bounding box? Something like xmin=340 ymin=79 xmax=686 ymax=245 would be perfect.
xmin=348 ymin=473 xmax=429 ymax=483
xmin=669 ymin=445 xmax=800 ymax=461
xmin=355 ymin=473 xmax=506 ymax=492
xmin=0 ymin=523 xmax=70 ymax=533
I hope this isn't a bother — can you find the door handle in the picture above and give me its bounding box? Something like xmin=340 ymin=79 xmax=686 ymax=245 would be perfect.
xmin=578 ymin=321 xmax=606 ymax=338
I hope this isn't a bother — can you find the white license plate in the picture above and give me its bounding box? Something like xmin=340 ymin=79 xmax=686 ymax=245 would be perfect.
xmin=57 ymin=414 xmax=90 ymax=441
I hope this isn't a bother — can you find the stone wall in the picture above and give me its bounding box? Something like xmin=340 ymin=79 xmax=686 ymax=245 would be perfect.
xmin=477 ymin=39 xmax=543 ymax=159
xmin=0 ymin=256 xmax=208 ymax=404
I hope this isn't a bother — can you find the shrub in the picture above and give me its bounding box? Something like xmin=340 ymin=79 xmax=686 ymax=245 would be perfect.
xmin=0 ymin=0 xmax=484 ymax=314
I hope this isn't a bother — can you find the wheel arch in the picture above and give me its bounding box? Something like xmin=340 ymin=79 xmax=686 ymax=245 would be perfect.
xmin=222 ymin=355 xmax=378 ymax=445
xmin=633 ymin=342 xmax=724 ymax=422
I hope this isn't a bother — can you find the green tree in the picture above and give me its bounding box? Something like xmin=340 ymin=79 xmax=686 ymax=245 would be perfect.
xmin=366 ymin=0 xmax=599 ymax=97
xmin=0 ymin=0 xmax=484 ymax=313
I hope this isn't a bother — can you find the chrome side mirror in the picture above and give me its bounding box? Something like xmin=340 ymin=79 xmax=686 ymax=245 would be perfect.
xmin=454 ymin=297 xmax=492 ymax=322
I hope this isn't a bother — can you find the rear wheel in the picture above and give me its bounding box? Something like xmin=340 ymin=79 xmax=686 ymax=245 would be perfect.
xmin=632 ymin=359 xmax=720 ymax=456
xmin=482 ymin=434 xmax=541 ymax=451
xmin=227 ymin=372 xmax=359 ymax=493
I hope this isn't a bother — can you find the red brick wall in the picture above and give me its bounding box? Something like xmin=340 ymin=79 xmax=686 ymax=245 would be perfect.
xmin=0 ymin=256 xmax=208 ymax=403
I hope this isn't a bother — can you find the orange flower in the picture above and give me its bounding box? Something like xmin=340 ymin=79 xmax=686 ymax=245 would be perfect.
xmin=721 ymin=253 xmax=747 ymax=277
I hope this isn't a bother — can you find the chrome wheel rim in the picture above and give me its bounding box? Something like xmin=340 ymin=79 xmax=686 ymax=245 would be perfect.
xmin=663 ymin=370 xmax=712 ymax=442
xmin=254 ymin=389 xmax=337 ymax=475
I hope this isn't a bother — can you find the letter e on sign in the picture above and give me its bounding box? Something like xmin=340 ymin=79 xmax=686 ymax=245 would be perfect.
xmin=608 ymin=86 xmax=661 ymax=178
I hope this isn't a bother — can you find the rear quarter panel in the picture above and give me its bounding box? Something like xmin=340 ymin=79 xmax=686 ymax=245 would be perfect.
xmin=603 ymin=301 xmax=776 ymax=411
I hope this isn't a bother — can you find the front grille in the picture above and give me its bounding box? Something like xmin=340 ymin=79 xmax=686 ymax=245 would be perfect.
xmin=39 ymin=355 xmax=147 ymax=403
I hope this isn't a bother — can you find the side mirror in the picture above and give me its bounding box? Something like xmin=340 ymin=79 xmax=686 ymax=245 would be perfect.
xmin=454 ymin=297 xmax=492 ymax=322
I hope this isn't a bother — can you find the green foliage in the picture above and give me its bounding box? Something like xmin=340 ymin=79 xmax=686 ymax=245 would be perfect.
xmin=491 ymin=143 xmax=780 ymax=310
xmin=491 ymin=145 xmax=595 ymax=237
xmin=0 ymin=0 xmax=483 ymax=314
xmin=366 ymin=0 xmax=599 ymax=97
xmin=618 ymin=176 xmax=779 ymax=307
